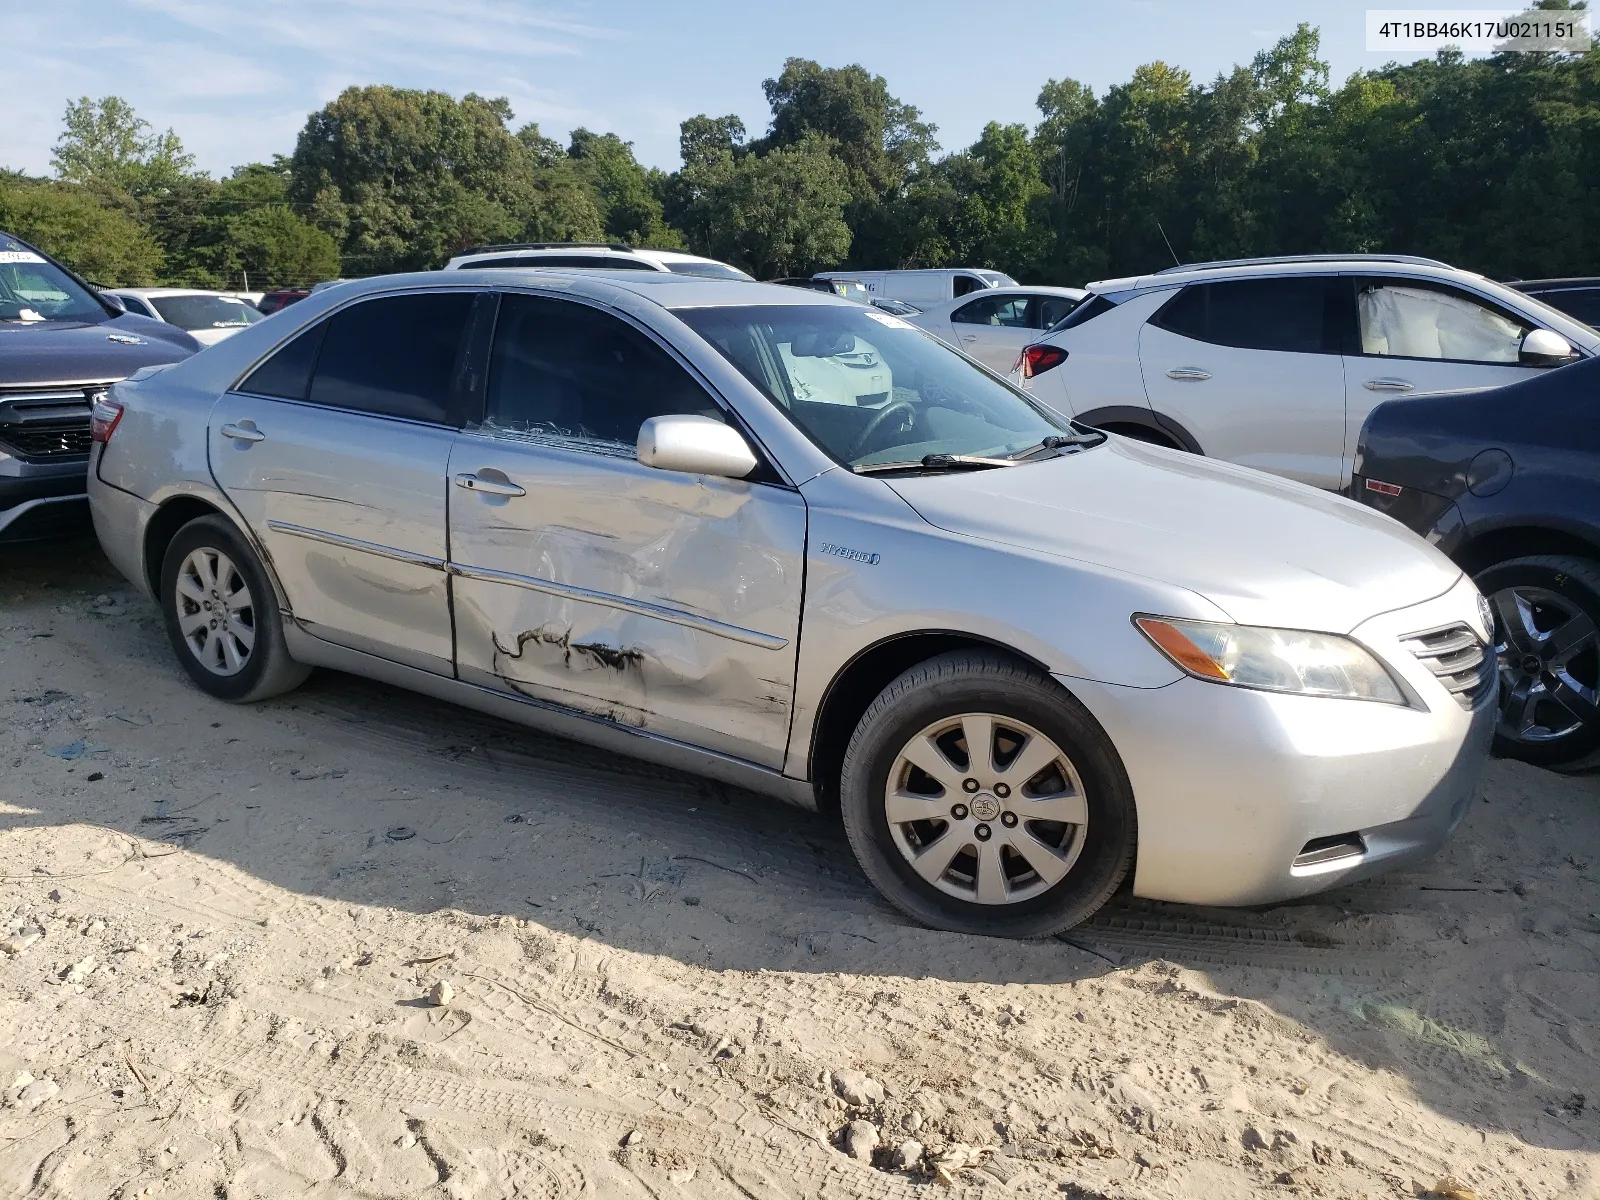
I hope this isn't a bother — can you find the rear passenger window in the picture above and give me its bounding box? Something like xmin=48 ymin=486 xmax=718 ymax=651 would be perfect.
xmin=239 ymin=322 xmax=326 ymax=401
xmin=1035 ymin=295 xmax=1081 ymax=328
xmin=307 ymin=293 xmax=474 ymax=423
xmin=1151 ymin=278 xmax=1336 ymax=354
xmin=952 ymin=296 xmax=1030 ymax=327
xmin=485 ymin=294 xmax=725 ymax=449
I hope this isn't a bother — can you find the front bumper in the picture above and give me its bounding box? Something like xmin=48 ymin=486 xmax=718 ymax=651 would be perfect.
xmin=1061 ymin=576 xmax=1495 ymax=907
xmin=0 ymin=449 xmax=90 ymax=541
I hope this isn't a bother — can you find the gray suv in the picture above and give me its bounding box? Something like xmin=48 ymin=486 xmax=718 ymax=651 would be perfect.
xmin=89 ymin=270 xmax=1493 ymax=937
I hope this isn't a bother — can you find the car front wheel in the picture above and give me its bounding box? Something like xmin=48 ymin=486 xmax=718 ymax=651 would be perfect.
xmin=1476 ymin=554 xmax=1600 ymax=768
xmin=159 ymin=515 xmax=310 ymax=703
xmin=839 ymin=650 xmax=1136 ymax=938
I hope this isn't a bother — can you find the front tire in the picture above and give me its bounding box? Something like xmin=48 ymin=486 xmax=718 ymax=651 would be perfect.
xmin=839 ymin=650 xmax=1136 ymax=938
xmin=160 ymin=515 xmax=310 ymax=702
xmin=1476 ymin=554 xmax=1600 ymax=768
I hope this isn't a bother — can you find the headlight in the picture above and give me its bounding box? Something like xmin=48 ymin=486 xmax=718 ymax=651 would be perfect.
xmin=1135 ymin=616 xmax=1406 ymax=704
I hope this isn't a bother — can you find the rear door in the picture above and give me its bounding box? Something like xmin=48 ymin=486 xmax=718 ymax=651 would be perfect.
xmin=1341 ymin=275 xmax=1543 ymax=487
xmin=949 ymin=293 xmax=1036 ymax=372
xmin=447 ymin=291 xmax=806 ymax=768
xmin=209 ymin=290 xmax=481 ymax=674
xmin=1138 ymin=275 xmax=1348 ymax=489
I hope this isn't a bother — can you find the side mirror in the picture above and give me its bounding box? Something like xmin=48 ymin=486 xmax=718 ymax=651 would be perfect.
xmin=98 ymin=291 xmax=127 ymax=316
xmin=1520 ymin=328 xmax=1577 ymax=367
xmin=636 ymin=414 xmax=757 ymax=480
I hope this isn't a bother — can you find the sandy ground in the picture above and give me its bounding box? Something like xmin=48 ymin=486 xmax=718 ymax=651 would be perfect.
xmin=0 ymin=537 xmax=1597 ymax=1200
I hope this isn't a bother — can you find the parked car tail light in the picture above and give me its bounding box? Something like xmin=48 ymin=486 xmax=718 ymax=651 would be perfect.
xmin=1020 ymin=344 xmax=1068 ymax=379
xmin=1364 ymin=478 xmax=1403 ymax=497
xmin=90 ymin=394 xmax=125 ymax=444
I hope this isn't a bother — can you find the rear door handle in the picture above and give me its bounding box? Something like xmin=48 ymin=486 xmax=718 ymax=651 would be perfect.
xmin=1166 ymin=367 xmax=1211 ymax=381
xmin=960 ymin=334 xmax=978 ymax=343
xmin=219 ymin=422 xmax=265 ymax=442
xmin=453 ymin=472 xmax=526 ymax=497
xmin=1363 ymin=377 xmax=1414 ymax=391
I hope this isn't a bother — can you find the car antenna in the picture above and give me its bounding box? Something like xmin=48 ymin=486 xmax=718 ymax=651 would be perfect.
xmin=1156 ymin=223 xmax=1181 ymax=269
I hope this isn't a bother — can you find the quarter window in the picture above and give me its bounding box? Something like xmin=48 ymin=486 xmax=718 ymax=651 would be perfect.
xmin=952 ymin=295 xmax=1031 ymax=327
xmin=307 ymin=293 xmax=475 ymax=423
xmin=1151 ymin=277 xmax=1336 ymax=354
xmin=238 ymin=322 xmax=327 ymax=401
xmin=484 ymin=294 xmax=725 ymax=449
xmin=1358 ymin=281 xmax=1529 ymax=363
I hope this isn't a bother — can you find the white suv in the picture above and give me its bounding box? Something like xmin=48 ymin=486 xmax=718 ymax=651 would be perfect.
xmin=1015 ymin=254 xmax=1599 ymax=490
xmin=444 ymin=242 xmax=753 ymax=280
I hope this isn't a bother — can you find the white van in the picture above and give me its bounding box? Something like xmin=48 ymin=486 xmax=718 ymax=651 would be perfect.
xmin=815 ymin=268 xmax=1018 ymax=306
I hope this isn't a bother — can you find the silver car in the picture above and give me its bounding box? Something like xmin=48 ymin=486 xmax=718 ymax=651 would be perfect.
xmin=87 ymin=271 xmax=1496 ymax=938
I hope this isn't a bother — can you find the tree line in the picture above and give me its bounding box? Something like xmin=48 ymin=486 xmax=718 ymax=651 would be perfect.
xmin=4 ymin=21 xmax=1598 ymax=291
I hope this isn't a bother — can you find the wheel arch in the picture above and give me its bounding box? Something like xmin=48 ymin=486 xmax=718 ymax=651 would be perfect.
xmin=142 ymin=491 xmax=293 ymax=616
xmin=1073 ymin=405 xmax=1203 ymax=454
xmin=1454 ymin=523 xmax=1600 ymax=576
xmin=806 ymin=630 xmax=1057 ymax=815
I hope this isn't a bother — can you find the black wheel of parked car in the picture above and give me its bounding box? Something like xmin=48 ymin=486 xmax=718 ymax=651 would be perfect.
xmin=839 ymin=650 xmax=1136 ymax=937
xmin=1475 ymin=555 xmax=1600 ymax=768
xmin=160 ymin=515 xmax=311 ymax=703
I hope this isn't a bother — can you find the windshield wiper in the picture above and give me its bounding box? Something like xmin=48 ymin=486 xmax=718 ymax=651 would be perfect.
xmin=854 ymin=454 xmax=1020 ymax=475
xmin=1007 ymin=430 xmax=1106 ymax=460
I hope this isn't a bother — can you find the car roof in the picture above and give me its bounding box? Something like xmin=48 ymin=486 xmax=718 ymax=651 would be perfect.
xmin=111 ymin=287 xmax=250 ymax=297
xmin=413 ymin=268 xmax=851 ymax=310
xmin=1508 ymin=277 xmax=1600 ymax=289
xmin=1086 ymin=256 xmax=1486 ymax=294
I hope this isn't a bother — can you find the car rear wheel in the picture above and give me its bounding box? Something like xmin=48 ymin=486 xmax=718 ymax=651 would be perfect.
xmin=839 ymin=650 xmax=1136 ymax=938
xmin=160 ymin=515 xmax=310 ymax=702
xmin=1475 ymin=554 xmax=1600 ymax=768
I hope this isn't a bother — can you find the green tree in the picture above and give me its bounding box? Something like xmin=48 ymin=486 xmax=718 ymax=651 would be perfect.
xmin=567 ymin=129 xmax=683 ymax=247
xmin=681 ymin=133 xmax=852 ymax=277
xmin=51 ymin=96 xmax=195 ymax=197
xmin=0 ymin=175 xmax=163 ymax=284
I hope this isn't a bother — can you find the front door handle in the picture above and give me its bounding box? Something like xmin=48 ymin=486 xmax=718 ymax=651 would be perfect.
xmin=1166 ymin=367 xmax=1211 ymax=381
xmin=219 ymin=422 xmax=265 ymax=442
xmin=1363 ymin=377 xmax=1414 ymax=391
xmin=960 ymin=334 xmax=978 ymax=343
xmin=453 ymin=472 xmax=526 ymax=497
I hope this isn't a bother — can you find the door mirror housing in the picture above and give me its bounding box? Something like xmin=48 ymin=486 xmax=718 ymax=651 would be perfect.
xmin=637 ymin=414 xmax=758 ymax=480
xmin=1520 ymin=328 xmax=1578 ymax=367
xmin=98 ymin=290 xmax=127 ymax=316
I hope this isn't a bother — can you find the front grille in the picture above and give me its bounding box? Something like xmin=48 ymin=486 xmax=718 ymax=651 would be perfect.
xmin=1401 ymin=622 xmax=1495 ymax=711
xmin=0 ymin=385 xmax=109 ymax=461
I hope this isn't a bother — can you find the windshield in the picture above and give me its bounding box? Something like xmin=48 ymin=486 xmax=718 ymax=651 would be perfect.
xmin=665 ymin=260 xmax=755 ymax=281
xmin=0 ymin=240 xmax=104 ymax=323
xmin=676 ymin=303 xmax=1073 ymax=469
xmin=149 ymin=294 xmax=264 ymax=331
xmin=829 ymin=280 xmax=870 ymax=302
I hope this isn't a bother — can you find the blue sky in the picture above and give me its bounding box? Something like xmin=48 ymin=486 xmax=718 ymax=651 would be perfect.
xmin=4 ymin=1 xmax=1439 ymax=178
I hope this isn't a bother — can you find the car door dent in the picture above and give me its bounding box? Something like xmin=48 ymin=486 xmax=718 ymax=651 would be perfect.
xmin=447 ymin=560 xmax=789 ymax=649
xmin=266 ymin=519 xmax=447 ymax=571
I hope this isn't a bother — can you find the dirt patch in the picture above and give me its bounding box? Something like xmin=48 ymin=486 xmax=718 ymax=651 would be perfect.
xmin=1 ymin=539 xmax=1596 ymax=1197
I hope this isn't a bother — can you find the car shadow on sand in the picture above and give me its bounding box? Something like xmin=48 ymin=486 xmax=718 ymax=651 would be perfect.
xmin=3 ymin=536 xmax=1597 ymax=1161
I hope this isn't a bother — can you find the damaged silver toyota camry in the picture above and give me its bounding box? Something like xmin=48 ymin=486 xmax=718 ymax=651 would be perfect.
xmin=87 ymin=272 xmax=1495 ymax=938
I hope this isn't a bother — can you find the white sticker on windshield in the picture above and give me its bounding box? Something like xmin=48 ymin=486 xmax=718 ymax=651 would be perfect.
xmin=862 ymin=310 xmax=911 ymax=329
xmin=0 ymin=251 xmax=47 ymax=264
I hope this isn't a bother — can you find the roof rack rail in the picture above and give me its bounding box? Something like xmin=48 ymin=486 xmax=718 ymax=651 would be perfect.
xmin=456 ymin=242 xmax=637 ymax=256
xmin=1155 ymin=253 xmax=1452 ymax=274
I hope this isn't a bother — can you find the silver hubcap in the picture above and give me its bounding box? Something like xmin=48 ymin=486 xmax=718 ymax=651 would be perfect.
xmin=884 ymin=713 xmax=1088 ymax=906
xmin=175 ymin=547 xmax=255 ymax=677
xmin=1491 ymin=585 xmax=1600 ymax=744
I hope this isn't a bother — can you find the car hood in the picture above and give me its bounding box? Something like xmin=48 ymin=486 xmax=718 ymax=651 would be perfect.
xmin=887 ymin=438 xmax=1462 ymax=633
xmin=0 ymin=314 xmax=197 ymax=385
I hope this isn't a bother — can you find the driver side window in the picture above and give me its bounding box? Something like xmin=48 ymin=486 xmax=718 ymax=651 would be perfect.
xmin=484 ymin=294 xmax=725 ymax=450
xmin=1358 ymin=281 xmax=1530 ymax=364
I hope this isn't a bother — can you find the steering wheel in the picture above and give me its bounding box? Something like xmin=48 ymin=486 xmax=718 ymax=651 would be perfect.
xmin=850 ymin=401 xmax=917 ymax=458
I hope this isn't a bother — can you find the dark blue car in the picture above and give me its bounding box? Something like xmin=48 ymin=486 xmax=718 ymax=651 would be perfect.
xmin=1 ymin=232 xmax=198 ymax=542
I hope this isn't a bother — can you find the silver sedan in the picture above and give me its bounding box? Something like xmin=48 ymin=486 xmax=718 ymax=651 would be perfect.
xmin=86 ymin=271 xmax=1495 ymax=937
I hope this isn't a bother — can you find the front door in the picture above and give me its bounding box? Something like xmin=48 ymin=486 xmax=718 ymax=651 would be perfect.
xmin=1340 ymin=276 xmax=1544 ymax=488
xmin=949 ymin=292 xmax=1035 ymax=373
xmin=209 ymin=290 xmax=479 ymax=674
xmin=447 ymin=291 xmax=807 ymax=768
xmin=1138 ymin=275 xmax=1348 ymax=489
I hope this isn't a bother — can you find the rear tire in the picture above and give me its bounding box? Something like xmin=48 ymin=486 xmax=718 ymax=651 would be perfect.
xmin=159 ymin=515 xmax=310 ymax=703
xmin=839 ymin=650 xmax=1136 ymax=938
xmin=1475 ymin=554 xmax=1600 ymax=769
